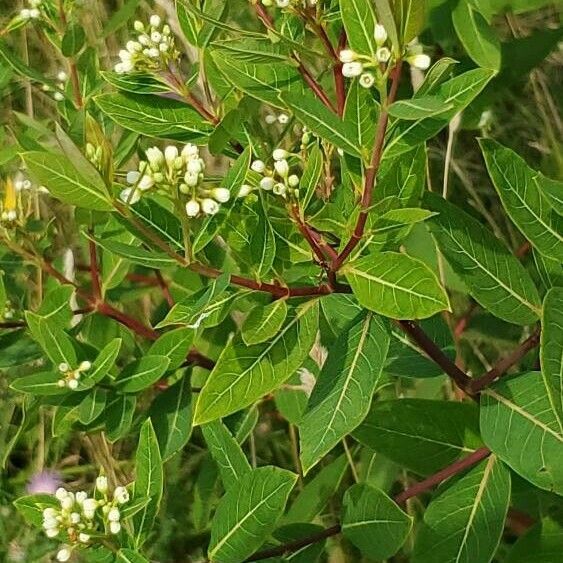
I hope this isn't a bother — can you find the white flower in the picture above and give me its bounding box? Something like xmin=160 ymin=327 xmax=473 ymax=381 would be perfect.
xmin=57 ymin=71 xmax=68 ymax=82
xmin=147 ymin=47 xmax=160 ymax=58
xmin=276 ymin=0 xmax=290 ymax=7
xmin=70 ymin=512 xmax=81 ymax=524
xmin=181 ymin=144 xmax=199 ymax=159
xmin=126 ymin=170 xmax=141 ymax=184
xmin=238 ymin=184 xmax=252 ymax=198
xmin=288 ymin=174 xmax=300 ymax=187
xmin=55 ymin=488 xmax=68 ymax=501
xmin=29 ymin=8 xmax=40 ymax=17
xmin=146 ymin=147 xmax=164 ymax=168
xmin=339 ymin=49 xmax=356 ymax=63
xmin=359 ymin=73 xmax=375 ymax=89
xmin=376 ymin=47 xmax=391 ymax=63
xmin=410 ymin=53 xmax=431 ymax=70
xmin=137 ymin=175 xmax=154 ymax=191
xmin=277 ymin=113 xmax=289 ymax=124
xmin=150 ymin=14 xmax=161 ymax=27
xmin=96 ymin=475 xmax=108 ymax=493
xmin=56 ymin=547 xmax=71 ymax=562
xmin=79 ymin=533 xmax=90 ymax=543
xmin=43 ymin=517 xmax=58 ymax=530
xmin=212 ymin=188 xmax=230 ymax=203
xmin=272 ymin=148 xmax=288 ymax=161
xmin=79 ymin=361 xmax=91 ymax=371
xmin=260 ymin=177 xmax=275 ymax=191
xmin=265 ymin=114 xmax=277 ymax=125
xmin=60 ymin=494 xmax=74 ymax=510
xmin=374 ymin=24 xmax=388 ymax=45
xmin=164 ymin=145 xmax=178 ymax=164
xmin=82 ymin=498 xmax=97 ymax=513
xmin=273 ymin=183 xmax=287 ymax=197
xmin=251 ymin=160 xmax=266 ymax=173
xmin=201 ymin=198 xmax=219 ymax=215
xmin=186 ymin=159 xmax=203 ymax=174
xmin=43 ymin=508 xmax=57 ymax=519
xmin=113 ymin=486 xmax=130 ymax=504
xmin=151 ymin=32 xmax=162 ymax=43
xmin=20 ymin=8 xmax=32 ymax=19
xmin=46 ymin=527 xmax=59 ymax=538
xmin=58 ymin=363 xmax=69 ymax=373
xmin=120 ymin=187 xmax=141 ymax=204
xmin=184 ymin=172 xmax=199 ymax=187
xmin=54 ymin=92 xmax=64 ymax=101
xmin=75 ymin=491 xmax=88 ymax=505
xmin=126 ymin=40 xmax=141 ymax=53
xmin=342 ymin=61 xmax=363 ymax=78
xmin=67 ymin=379 xmax=79 ymax=390
xmin=134 ymin=20 xmax=144 ymax=32
xmin=108 ymin=507 xmax=120 ymax=522
xmin=274 ymin=159 xmax=289 ymax=178
xmin=185 ymin=200 xmax=200 ymax=217
xmin=110 ymin=521 xmax=121 ymax=534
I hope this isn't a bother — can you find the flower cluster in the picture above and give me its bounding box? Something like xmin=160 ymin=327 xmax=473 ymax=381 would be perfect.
xmin=262 ymin=0 xmax=318 ymax=8
xmin=57 ymin=361 xmax=92 ymax=390
xmin=42 ymin=70 xmax=68 ymax=102
xmin=114 ymin=15 xmax=179 ymax=74
xmin=40 ymin=474 xmax=130 ymax=562
xmin=120 ymin=144 xmax=230 ymax=218
xmin=250 ymin=149 xmax=301 ymax=200
xmin=19 ymin=0 xmax=42 ymax=21
xmin=339 ymin=24 xmax=431 ymax=88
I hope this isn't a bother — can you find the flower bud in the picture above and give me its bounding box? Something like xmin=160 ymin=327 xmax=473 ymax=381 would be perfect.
xmin=187 ymin=159 xmax=203 ymax=174
xmin=134 ymin=20 xmax=144 ymax=32
xmin=79 ymin=361 xmax=91 ymax=371
xmin=184 ymin=172 xmax=200 ymax=187
xmin=274 ymin=159 xmax=289 ymax=178
xmin=110 ymin=521 xmax=121 ymax=534
xmin=146 ymin=147 xmax=164 ymax=168
xmin=238 ymin=184 xmax=252 ymax=198
xmin=120 ymin=188 xmax=141 ymax=205
xmin=57 ymin=71 xmax=68 ymax=82
xmin=113 ymin=486 xmax=130 ymax=504
xmin=251 ymin=160 xmax=266 ymax=173
xmin=265 ymin=114 xmax=277 ymax=125
xmin=56 ymin=547 xmax=71 ymax=562
xmin=70 ymin=512 xmax=81 ymax=524
xmin=79 ymin=533 xmax=90 ymax=543
xmin=410 ymin=53 xmax=431 ymax=70
xmin=43 ymin=508 xmax=57 ymax=519
xmin=374 ymin=24 xmax=387 ymax=45
xmin=376 ymin=47 xmax=391 ymax=63
xmin=213 ymin=188 xmax=230 ymax=203
xmin=342 ymin=61 xmax=363 ymax=78
xmin=185 ymin=200 xmax=200 ymax=217
xmin=67 ymin=379 xmax=79 ymax=390
xmin=138 ymin=175 xmax=154 ymax=191
xmin=339 ymin=49 xmax=356 ymax=63
xmin=260 ymin=177 xmax=275 ymax=191
xmin=150 ymin=15 xmax=161 ymax=28
xmin=273 ymin=183 xmax=287 ymax=197
xmin=201 ymin=198 xmax=220 ymax=215
xmin=55 ymin=488 xmax=68 ymax=501
xmin=75 ymin=491 xmax=88 ymax=504
xmin=60 ymin=496 xmax=74 ymax=510
xmin=96 ymin=475 xmax=108 ymax=493
xmin=272 ymin=148 xmax=288 ymax=161
xmin=288 ymin=174 xmax=300 ymax=187
xmin=82 ymin=498 xmax=97 ymax=513
xmin=58 ymin=363 xmax=69 ymax=373
xmin=108 ymin=507 xmax=120 ymax=522
xmin=46 ymin=527 xmax=59 ymax=538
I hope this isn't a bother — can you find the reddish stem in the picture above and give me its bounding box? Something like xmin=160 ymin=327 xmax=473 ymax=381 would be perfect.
xmin=154 ymin=270 xmax=174 ymax=307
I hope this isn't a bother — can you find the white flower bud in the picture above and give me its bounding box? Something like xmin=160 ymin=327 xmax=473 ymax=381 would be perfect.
xmin=265 ymin=114 xmax=277 ymax=125
xmin=138 ymin=34 xmax=150 ymax=46
xmin=43 ymin=517 xmax=58 ymax=529
xmin=213 ymin=188 xmax=230 ymax=203
xmin=150 ymin=14 xmax=161 ymax=27
xmin=20 ymin=9 xmax=32 ymax=19
xmin=138 ymin=175 xmax=154 ymax=191
xmin=54 ymin=92 xmax=64 ymax=102
xmin=151 ymin=32 xmax=162 ymax=43
xmin=70 ymin=512 xmax=81 ymax=524
xmin=342 ymin=61 xmax=364 ymax=78
xmin=376 ymin=47 xmax=391 ymax=63
xmin=163 ymin=24 xmax=171 ymax=35
xmin=274 ymin=159 xmax=289 ymax=178
xmin=288 ymin=174 xmax=300 ymax=187
xmin=96 ymin=475 xmax=108 ymax=493
xmin=272 ymin=148 xmax=288 ymax=161
xmin=75 ymin=491 xmax=88 ymax=505
xmin=82 ymin=498 xmax=97 ymax=513
xmin=359 ymin=72 xmax=375 ymax=89
xmin=185 ymin=200 xmax=200 ymax=217
xmin=187 ymin=159 xmax=203 ymax=174
xmin=113 ymin=486 xmax=130 ymax=504
xmin=251 ymin=160 xmax=266 ymax=173
xmin=108 ymin=507 xmax=120 ymax=522
xmin=410 ymin=53 xmax=431 ymax=70
xmin=184 ymin=172 xmax=199 ymax=187
xmin=276 ymin=0 xmax=290 ymax=7
xmin=56 ymin=547 xmax=71 ymax=562
xmin=374 ymin=24 xmax=388 ymax=45
xmin=159 ymin=42 xmax=170 ymax=52
xmin=201 ymin=198 xmax=220 ymax=215
xmin=58 ymin=363 xmax=69 ymax=373
xmin=46 ymin=527 xmax=59 ymax=538
xmin=120 ymin=188 xmax=141 ymax=204
xmin=79 ymin=361 xmax=91 ymax=371
xmin=57 ymin=379 xmax=66 ymax=387
xmin=260 ymin=177 xmax=275 ymax=191
xmin=163 ymin=145 xmax=178 ymax=164
xmin=339 ymin=50 xmax=356 ymax=63
xmin=60 ymin=496 xmax=74 ymax=510
xmin=67 ymin=379 xmax=79 ymax=390
xmin=134 ymin=20 xmax=144 ymax=32
xmin=55 ymin=488 xmax=68 ymax=501
xmin=57 ymin=71 xmax=68 ymax=82
xmin=110 ymin=521 xmax=121 ymax=534
xmin=29 ymin=8 xmax=40 ymax=18
xmin=79 ymin=533 xmax=90 ymax=543
xmin=273 ymin=183 xmax=287 ymax=197
xmin=147 ymin=47 xmax=160 ymax=58
xmin=238 ymin=184 xmax=253 ymax=198
xmin=43 ymin=508 xmax=57 ymax=519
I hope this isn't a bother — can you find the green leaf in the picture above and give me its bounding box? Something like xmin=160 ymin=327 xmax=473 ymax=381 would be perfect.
xmin=452 ymin=2 xmax=501 ymax=70
xmin=374 ymin=0 xmax=399 ymax=53
xmin=424 ymin=192 xmax=541 ymax=325
xmin=280 ymin=89 xmax=363 ymax=158
xmin=78 ymin=388 xmax=107 ymax=424
xmin=249 ymin=199 xmax=276 ymax=279
xmin=85 ymin=338 xmax=122 ymax=385
xmin=103 ymin=0 xmax=142 ymax=37
xmin=93 ymin=237 xmax=177 ymax=269
xmin=194 ymin=300 xmax=319 ymax=424
xmin=148 ymin=327 xmax=194 ymax=371
xmin=117 ymin=549 xmax=149 ymax=563
xmin=25 ymin=311 xmax=77 ymax=366
xmin=299 ymin=312 xmax=390 ymax=474
xmin=413 ymin=456 xmax=511 ymax=563
xmin=95 ymin=92 xmax=213 ymax=142
xmin=208 ymin=466 xmax=297 ymax=563
xmin=61 ymin=23 xmax=86 ymax=57
xmin=115 ymin=356 xmax=171 ymax=392
xmin=133 ymin=419 xmax=163 ymax=547
xmin=283 ymin=454 xmax=348 ymax=525
xmin=480 ymin=372 xmax=563 ymax=495
xmin=341 ymin=0 xmax=378 ymax=58
xmin=389 ymin=95 xmax=453 ymax=120
xmin=541 ymin=288 xmax=563 ymax=425
xmin=394 ymin=0 xmax=427 ymax=44
xmin=353 ymin=399 xmax=483 ymax=475
xmin=343 ymin=81 xmax=379 ymax=155
xmin=22 ymin=151 xmax=111 ymax=211
xmin=13 ymin=494 xmax=58 ymax=527
xmin=202 ymin=419 xmax=251 ymax=490
xmin=241 ymin=299 xmax=288 ymax=346
xmin=101 ymin=70 xmax=173 ymax=95
xmin=480 ymin=139 xmax=563 ymax=261
xmin=149 ymin=375 xmax=193 ymax=461
xmin=210 ymin=51 xmax=300 ymax=108
xmin=106 ymin=394 xmax=136 ymax=442
xmin=343 ymin=252 xmax=450 ymax=319
xmin=298 ymin=144 xmax=324 ymax=214
xmin=10 ymin=371 xmax=66 ymax=396
xmin=505 ymin=516 xmax=563 ymax=563
xmin=538 ymin=175 xmax=563 ymax=215
xmin=342 ymin=484 xmax=412 ymax=559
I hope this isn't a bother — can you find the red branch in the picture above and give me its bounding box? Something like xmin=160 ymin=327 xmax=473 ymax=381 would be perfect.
xmin=246 ymin=447 xmax=492 ymax=561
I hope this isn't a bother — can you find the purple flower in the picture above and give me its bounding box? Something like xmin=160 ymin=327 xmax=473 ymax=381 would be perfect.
xmin=26 ymin=470 xmax=62 ymax=495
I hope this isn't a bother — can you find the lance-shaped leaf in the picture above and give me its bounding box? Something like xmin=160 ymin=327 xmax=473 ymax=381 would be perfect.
xmin=424 ymin=193 xmax=541 ymax=325
xmin=249 ymin=199 xmax=276 ymax=279
xmin=208 ymin=466 xmax=297 ymax=562
xmin=389 ymin=96 xmax=453 ymax=120
xmin=149 ymin=375 xmax=193 ymax=461
xmin=202 ymin=419 xmax=251 ymax=490
xmin=299 ymin=311 xmax=390 ymax=474
xmin=115 ymin=355 xmax=171 ymax=392
xmin=353 ymin=399 xmax=483 ymax=476
xmin=78 ymin=388 xmax=107 ymax=425
xmin=480 ymin=139 xmax=563 ymax=261
xmin=342 ymin=484 xmax=412 ymax=560
xmin=25 ymin=311 xmax=77 ymax=367
xmin=280 ymin=89 xmax=363 ymax=158
xmin=452 ymin=2 xmax=501 ymax=70
xmin=541 ymin=288 xmax=563 ymax=424
xmin=413 ymin=456 xmax=511 ymax=563
xmin=95 ymin=92 xmax=213 ymax=141
xmin=242 ymin=299 xmax=288 ymax=346
xmin=133 ymin=419 xmax=163 ymax=547
xmin=538 ymin=174 xmax=563 ymax=215
xmin=93 ymin=237 xmax=176 ymax=269
xmin=194 ymin=300 xmax=319 ymax=424
xmin=11 ymin=371 xmax=68 ymax=396
xmin=22 ymin=151 xmax=111 ymax=211
xmin=106 ymin=394 xmax=136 ymax=442
xmin=84 ymin=338 xmax=122 ymax=386
xmin=343 ymin=252 xmax=450 ymax=320
xmin=480 ymin=371 xmax=563 ymax=495
xmin=148 ymin=327 xmax=194 ymax=371
xmin=341 ymin=0 xmax=378 ymax=59
xmin=343 ymin=82 xmax=379 ymax=155
xmin=117 ymin=550 xmax=149 ymax=563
